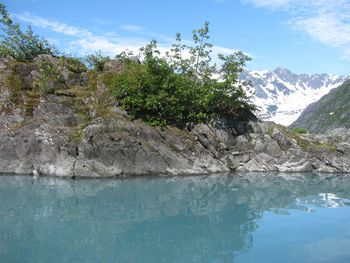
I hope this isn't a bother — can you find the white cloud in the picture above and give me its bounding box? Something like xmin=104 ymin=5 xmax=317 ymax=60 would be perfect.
xmin=14 ymin=13 xmax=151 ymax=56
xmin=14 ymin=12 xmax=246 ymax=62
xmin=342 ymin=49 xmax=350 ymax=61
xmin=15 ymin=12 xmax=90 ymax=37
xmin=244 ymin=0 xmax=291 ymax=8
xmin=245 ymin=0 xmax=350 ymax=60
xmin=293 ymin=14 xmax=350 ymax=47
xmin=120 ymin=24 xmax=144 ymax=32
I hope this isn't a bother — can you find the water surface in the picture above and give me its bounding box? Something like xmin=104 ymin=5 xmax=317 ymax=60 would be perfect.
xmin=1 ymin=173 xmax=350 ymax=263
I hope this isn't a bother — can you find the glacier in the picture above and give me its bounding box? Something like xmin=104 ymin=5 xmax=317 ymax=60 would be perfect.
xmin=240 ymin=68 xmax=348 ymax=126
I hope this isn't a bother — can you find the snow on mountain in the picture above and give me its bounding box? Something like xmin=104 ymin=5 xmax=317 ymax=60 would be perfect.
xmin=240 ymin=68 xmax=348 ymax=126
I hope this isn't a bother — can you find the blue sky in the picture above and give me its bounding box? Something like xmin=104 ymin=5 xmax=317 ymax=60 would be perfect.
xmin=4 ymin=0 xmax=350 ymax=75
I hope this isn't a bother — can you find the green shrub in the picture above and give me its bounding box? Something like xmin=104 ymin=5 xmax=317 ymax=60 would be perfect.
xmin=84 ymin=51 xmax=110 ymax=71
xmin=0 ymin=3 xmax=57 ymax=61
xmin=104 ymin=23 xmax=255 ymax=127
xmin=105 ymin=57 xmax=198 ymax=126
xmin=294 ymin=127 xmax=308 ymax=135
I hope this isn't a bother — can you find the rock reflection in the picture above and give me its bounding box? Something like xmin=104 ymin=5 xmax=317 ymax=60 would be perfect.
xmin=1 ymin=172 xmax=350 ymax=262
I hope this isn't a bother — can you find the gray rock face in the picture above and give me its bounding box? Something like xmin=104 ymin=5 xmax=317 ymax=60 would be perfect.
xmin=2 ymin=102 xmax=350 ymax=177
xmin=1 ymin=56 xmax=350 ymax=177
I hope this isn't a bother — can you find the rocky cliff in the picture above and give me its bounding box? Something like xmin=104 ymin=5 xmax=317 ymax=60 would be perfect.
xmin=1 ymin=55 xmax=350 ymax=177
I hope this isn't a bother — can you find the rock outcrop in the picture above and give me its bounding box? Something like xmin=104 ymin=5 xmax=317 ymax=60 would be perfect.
xmin=1 ymin=55 xmax=350 ymax=177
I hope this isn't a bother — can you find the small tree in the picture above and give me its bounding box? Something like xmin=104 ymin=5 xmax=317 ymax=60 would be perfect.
xmin=105 ymin=22 xmax=256 ymax=127
xmin=84 ymin=51 xmax=110 ymax=71
xmin=218 ymin=51 xmax=251 ymax=85
xmin=0 ymin=3 xmax=57 ymax=61
xmin=190 ymin=21 xmax=215 ymax=83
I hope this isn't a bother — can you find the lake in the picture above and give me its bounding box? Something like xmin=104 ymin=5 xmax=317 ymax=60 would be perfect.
xmin=1 ymin=173 xmax=350 ymax=263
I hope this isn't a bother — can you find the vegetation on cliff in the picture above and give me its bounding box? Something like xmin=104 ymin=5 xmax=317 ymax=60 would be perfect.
xmin=0 ymin=3 xmax=57 ymax=61
xmin=0 ymin=3 xmax=255 ymax=128
xmin=104 ymin=24 xmax=255 ymax=126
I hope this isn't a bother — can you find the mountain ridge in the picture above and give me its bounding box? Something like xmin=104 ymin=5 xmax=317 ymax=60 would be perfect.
xmin=240 ymin=68 xmax=348 ymax=126
xmin=290 ymin=79 xmax=350 ymax=133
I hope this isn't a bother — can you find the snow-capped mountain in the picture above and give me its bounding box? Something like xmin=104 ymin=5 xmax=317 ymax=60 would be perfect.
xmin=240 ymin=68 xmax=348 ymax=126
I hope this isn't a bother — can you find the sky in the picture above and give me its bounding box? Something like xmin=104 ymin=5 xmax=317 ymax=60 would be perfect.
xmin=4 ymin=0 xmax=350 ymax=75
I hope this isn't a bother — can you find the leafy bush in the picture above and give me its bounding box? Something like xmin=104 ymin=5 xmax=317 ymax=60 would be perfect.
xmin=104 ymin=22 xmax=255 ymax=127
xmin=294 ymin=127 xmax=308 ymax=135
xmin=84 ymin=51 xmax=110 ymax=71
xmin=105 ymin=53 xmax=198 ymax=126
xmin=0 ymin=3 xmax=57 ymax=61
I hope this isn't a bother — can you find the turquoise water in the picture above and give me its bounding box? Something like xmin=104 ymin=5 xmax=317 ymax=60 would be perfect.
xmin=1 ymin=173 xmax=350 ymax=263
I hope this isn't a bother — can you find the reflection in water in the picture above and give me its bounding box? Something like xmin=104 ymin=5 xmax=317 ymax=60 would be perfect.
xmin=1 ymin=173 xmax=350 ymax=262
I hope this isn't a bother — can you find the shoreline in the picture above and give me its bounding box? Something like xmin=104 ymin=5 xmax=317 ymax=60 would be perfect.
xmin=1 ymin=170 xmax=349 ymax=181
xmin=1 ymin=56 xmax=350 ymax=178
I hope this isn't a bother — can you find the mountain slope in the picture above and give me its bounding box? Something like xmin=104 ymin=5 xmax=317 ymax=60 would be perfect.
xmin=290 ymin=80 xmax=350 ymax=133
xmin=240 ymin=68 xmax=348 ymax=126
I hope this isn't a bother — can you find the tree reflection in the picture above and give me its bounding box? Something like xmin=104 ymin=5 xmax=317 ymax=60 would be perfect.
xmin=1 ymin=173 xmax=350 ymax=262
